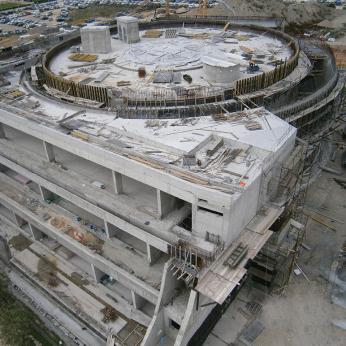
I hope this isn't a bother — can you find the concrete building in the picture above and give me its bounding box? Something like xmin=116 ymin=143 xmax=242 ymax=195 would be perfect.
xmin=80 ymin=25 xmax=112 ymax=54
xmin=0 ymin=17 xmax=344 ymax=346
xmin=0 ymin=102 xmax=298 ymax=345
xmin=117 ymin=16 xmax=140 ymax=44
xmin=202 ymin=56 xmax=241 ymax=83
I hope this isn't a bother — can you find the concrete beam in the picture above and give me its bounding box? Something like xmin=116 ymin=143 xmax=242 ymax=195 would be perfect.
xmin=28 ymin=223 xmax=44 ymax=241
xmin=157 ymin=190 xmax=176 ymax=219
xmin=112 ymin=171 xmax=123 ymax=195
xmin=0 ymin=192 xmax=159 ymax=304
xmin=131 ymin=290 xmax=146 ymax=310
xmin=147 ymin=244 xmax=161 ymax=265
xmin=0 ymin=123 xmax=5 ymax=138
xmin=42 ymin=140 xmax=55 ymax=162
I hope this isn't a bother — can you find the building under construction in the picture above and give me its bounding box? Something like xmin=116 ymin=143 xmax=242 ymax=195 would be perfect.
xmin=0 ymin=15 xmax=344 ymax=346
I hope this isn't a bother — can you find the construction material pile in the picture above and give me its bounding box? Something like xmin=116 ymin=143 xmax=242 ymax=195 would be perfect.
xmin=69 ymin=53 xmax=98 ymax=62
xmin=37 ymin=257 xmax=59 ymax=288
xmin=101 ymin=305 xmax=118 ymax=323
xmin=50 ymin=216 xmax=104 ymax=254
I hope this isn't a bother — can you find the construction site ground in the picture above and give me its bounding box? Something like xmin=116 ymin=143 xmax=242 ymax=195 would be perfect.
xmin=205 ymin=140 xmax=346 ymax=345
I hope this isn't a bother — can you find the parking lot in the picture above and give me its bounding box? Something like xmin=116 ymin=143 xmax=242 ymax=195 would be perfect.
xmin=0 ymin=0 xmax=218 ymax=49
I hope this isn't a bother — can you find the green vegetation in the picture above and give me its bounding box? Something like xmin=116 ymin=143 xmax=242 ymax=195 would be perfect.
xmin=68 ymin=5 xmax=130 ymax=25
xmin=0 ymin=274 xmax=62 ymax=346
xmin=0 ymin=2 xmax=29 ymax=11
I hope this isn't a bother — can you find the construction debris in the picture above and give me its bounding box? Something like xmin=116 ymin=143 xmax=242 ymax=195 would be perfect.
xmin=117 ymin=80 xmax=131 ymax=87
xmin=69 ymin=53 xmax=98 ymax=62
xmin=245 ymin=121 xmax=262 ymax=131
xmin=37 ymin=257 xmax=59 ymax=288
xmin=101 ymin=305 xmax=118 ymax=323
xmin=303 ymin=210 xmax=337 ymax=232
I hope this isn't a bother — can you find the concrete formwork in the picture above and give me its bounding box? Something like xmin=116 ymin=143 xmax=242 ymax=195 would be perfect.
xmin=40 ymin=18 xmax=300 ymax=116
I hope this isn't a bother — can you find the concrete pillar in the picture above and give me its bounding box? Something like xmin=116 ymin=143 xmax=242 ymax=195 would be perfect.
xmin=147 ymin=243 xmax=161 ymax=265
xmin=12 ymin=212 xmax=27 ymax=227
xmin=39 ymin=185 xmax=54 ymax=202
xmin=112 ymin=171 xmax=123 ymax=194
xmin=191 ymin=205 xmax=197 ymax=232
xmin=91 ymin=263 xmax=104 ymax=283
xmin=0 ymin=123 xmax=5 ymax=138
xmin=106 ymin=222 xmax=120 ymax=238
xmin=131 ymin=290 xmax=146 ymax=310
xmin=104 ymin=220 xmax=110 ymax=238
xmin=28 ymin=223 xmax=44 ymax=241
xmin=42 ymin=141 xmax=55 ymax=162
xmin=157 ymin=190 xmax=176 ymax=219
xmin=0 ymin=234 xmax=11 ymax=264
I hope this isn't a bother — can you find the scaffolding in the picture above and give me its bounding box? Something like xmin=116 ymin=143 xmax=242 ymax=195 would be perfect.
xmin=248 ymin=137 xmax=313 ymax=291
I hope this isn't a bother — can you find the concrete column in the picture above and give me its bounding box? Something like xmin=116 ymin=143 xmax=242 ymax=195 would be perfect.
xmin=157 ymin=190 xmax=176 ymax=219
xmin=42 ymin=141 xmax=55 ymax=162
xmin=13 ymin=212 xmax=27 ymax=227
xmin=131 ymin=290 xmax=145 ymax=310
xmin=106 ymin=222 xmax=120 ymax=238
xmin=112 ymin=171 xmax=123 ymax=194
xmin=104 ymin=220 xmax=110 ymax=239
xmin=0 ymin=123 xmax=5 ymax=138
xmin=191 ymin=204 xmax=197 ymax=233
xmin=28 ymin=223 xmax=44 ymax=240
xmin=39 ymin=185 xmax=54 ymax=202
xmin=91 ymin=263 xmax=104 ymax=283
xmin=0 ymin=234 xmax=11 ymax=264
xmin=147 ymin=243 xmax=161 ymax=265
